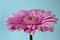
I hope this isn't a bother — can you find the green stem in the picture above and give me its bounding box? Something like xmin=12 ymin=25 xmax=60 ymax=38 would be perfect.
xmin=30 ymin=34 xmax=33 ymax=40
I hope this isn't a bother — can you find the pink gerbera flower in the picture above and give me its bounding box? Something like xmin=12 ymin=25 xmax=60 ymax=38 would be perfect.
xmin=5 ymin=9 xmax=58 ymax=34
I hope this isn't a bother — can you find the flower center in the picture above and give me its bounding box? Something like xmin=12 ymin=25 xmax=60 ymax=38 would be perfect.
xmin=24 ymin=16 xmax=37 ymax=24
xmin=28 ymin=16 xmax=36 ymax=22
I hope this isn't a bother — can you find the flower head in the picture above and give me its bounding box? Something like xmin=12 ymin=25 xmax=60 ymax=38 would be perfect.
xmin=5 ymin=9 xmax=58 ymax=34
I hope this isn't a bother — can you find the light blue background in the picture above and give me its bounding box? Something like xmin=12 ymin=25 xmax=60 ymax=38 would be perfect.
xmin=0 ymin=0 xmax=60 ymax=40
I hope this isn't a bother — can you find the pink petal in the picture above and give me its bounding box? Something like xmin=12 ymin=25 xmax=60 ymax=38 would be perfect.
xmin=9 ymin=25 xmax=16 ymax=31
xmin=43 ymin=14 xmax=55 ymax=20
xmin=30 ymin=9 xmax=37 ymax=17
xmin=43 ymin=11 xmax=51 ymax=17
xmin=40 ymin=23 xmax=54 ymax=32
xmin=37 ymin=25 xmax=47 ymax=32
xmin=41 ymin=18 xmax=57 ymax=24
